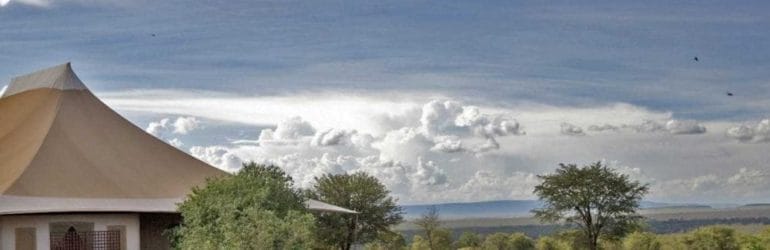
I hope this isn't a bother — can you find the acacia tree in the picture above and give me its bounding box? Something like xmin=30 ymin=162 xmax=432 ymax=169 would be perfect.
xmin=306 ymin=172 xmax=403 ymax=250
xmin=413 ymin=206 xmax=452 ymax=250
xmin=173 ymin=162 xmax=315 ymax=249
xmin=532 ymin=162 xmax=649 ymax=250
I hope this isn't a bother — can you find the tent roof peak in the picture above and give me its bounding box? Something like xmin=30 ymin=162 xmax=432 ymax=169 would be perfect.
xmin=2 ymin=62 xmax=87 ymax=98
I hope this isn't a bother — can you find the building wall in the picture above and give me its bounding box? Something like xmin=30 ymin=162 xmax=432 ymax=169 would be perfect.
xmin=0 ymin=213 xmax=140 ymax=250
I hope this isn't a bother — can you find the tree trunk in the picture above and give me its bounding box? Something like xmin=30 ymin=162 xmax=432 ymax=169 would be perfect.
xmin=589 ymin=233 xmax=599 ymax=250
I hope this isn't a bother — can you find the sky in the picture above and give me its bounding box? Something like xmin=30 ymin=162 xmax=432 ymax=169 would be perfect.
xmin=1 ymin=0 xmax=770 ymax=204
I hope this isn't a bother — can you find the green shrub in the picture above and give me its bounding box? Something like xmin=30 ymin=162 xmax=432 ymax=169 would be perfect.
xmin=535 ymin=236 xmax=567 ymax=250
xmin=683 ymin=226 xmax=740 ymax=250
xmin=509 ymin=233 xmax=536 ymax=250
xmin=623 ymin=232 xmax=661 ymax=250
xmin=457 ymin=232 xmax=483 ymax=248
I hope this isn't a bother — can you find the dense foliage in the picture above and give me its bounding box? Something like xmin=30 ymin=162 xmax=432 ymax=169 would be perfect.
xmin=306 ymin=172 xmax=403 ymax=250
xmin=400 ymin=225 xmax=770 ymax=250
xmin=173 ymin=163 xmax=315 ymax=250
xmin=532 ymin=162 xmax=649 ymax=250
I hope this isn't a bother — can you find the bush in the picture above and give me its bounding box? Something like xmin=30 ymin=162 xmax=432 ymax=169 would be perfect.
xmin=481 ymin=232 xmax=535 ymax=250
xmin=683 ymin=226 xmax=739 ymax=250
xmin=411 ymin=235 xmax=430 ymax=250
xmin=482 ymin=233 xmax=511 ymax=250
xmin=509 ymin=233 xmax=535 ymax=250
xmin=365 ymin=231 xmax=407 ymax=250
xmin=535 ymin=236 xmax=567 ymax=250
xmin=457 ymin=232 xmax=483 ymax=248
xmin=623 ymin=232 xmax=661 ymax=250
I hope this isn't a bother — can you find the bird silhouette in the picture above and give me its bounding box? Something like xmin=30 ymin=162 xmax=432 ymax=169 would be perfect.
xmin=151 ymin=34 xmax=156 ymax=37
xmin=693 ymin=56 xmax=699 ymax=62
xmin=727 ymin=92 xmax=733 ymax=96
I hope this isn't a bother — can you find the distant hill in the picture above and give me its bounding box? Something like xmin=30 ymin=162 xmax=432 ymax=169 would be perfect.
xmin=401 ymin=200 xmax=710 ymax=219
xmin=740 ymin=203 xmax=770 ymax=208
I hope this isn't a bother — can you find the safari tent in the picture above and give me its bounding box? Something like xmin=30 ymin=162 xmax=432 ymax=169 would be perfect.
xmin=0 ymin=63 xmax=354 ymax=250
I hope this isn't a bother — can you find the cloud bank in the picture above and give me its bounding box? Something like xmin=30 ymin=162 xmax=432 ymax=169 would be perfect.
xmin=124 ymin=94 xmax=770 ymax=204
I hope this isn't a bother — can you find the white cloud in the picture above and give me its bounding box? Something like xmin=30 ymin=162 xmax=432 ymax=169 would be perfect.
xmin=560 ymin=122 xmax=585 ymax=136
xmin=430 ymin=137 xmax=464 ymax=153
xmin=115 ymin=92 xmax=770 ymax=203
xmin=726 ymin=119 xmax=770 ymax=143
xmin=145 ymin=116 xmax=202 ymax=148
xmin=665 ymin=119 xmax=707 ymax=134
xmin=0 ymin=0 xmax=133 ymax=8
xmin=653 ymin=167 xmax=770 ymax=201
xmin=1 ymin=0 xmax=47 ymax=7
xmin=189 ymin=146 xmax=243 ymax=171
xmin=587 ymin=124 xmax=619 ymax=132
xmin=146 ymin=116 xmax=202 ymax=137
xmin=580 ymin=119 xmax=707 ymax=135
xmin=173 ymin=116 xmax=201 ymax=135
xmin=168 ymin=138 xmax=184 ymax=148
xmin=146 ymin=118 xmax=172 ymax=137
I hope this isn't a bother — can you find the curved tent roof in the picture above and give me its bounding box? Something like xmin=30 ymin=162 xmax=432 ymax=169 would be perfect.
xmin=0 ymin=63 xmax=355 ymax=215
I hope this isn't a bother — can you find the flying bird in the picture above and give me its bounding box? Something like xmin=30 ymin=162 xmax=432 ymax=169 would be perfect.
xmin=151 ymin=34 xmax=156 ymax=37
xmin=727 ymin=92 xmax=733 ymax=96
xmin=693 ymin=56 xmax=699 ymax=62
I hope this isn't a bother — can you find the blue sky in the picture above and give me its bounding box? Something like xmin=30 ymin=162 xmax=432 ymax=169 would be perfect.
xmin=2 ymin=0 xmax=770 ymax=204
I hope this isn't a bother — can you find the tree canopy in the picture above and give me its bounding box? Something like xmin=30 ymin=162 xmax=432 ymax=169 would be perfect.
xmin=173 ymin=162 xmax=316 ymax=249
xmin=306 ymin=172 xmax=403 ymax=250
xmin=532 ymin=161 xmax=649 ymax=250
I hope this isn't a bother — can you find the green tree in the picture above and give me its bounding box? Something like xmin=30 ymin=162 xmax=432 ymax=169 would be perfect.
xmin=623 ymin=232 xmax=661 ymax=250
xmin=412 ymin=235 xmax=431 ymax=250
xmin=173 ymin=163 xmax=316 ymax=249
xmin=482 ymin=233 xmax=511 ymax=250
xmin=738 ymin=234 xmax=764 ymax=250
xmin=430 ymin=228 xmax=454 ymax=250
xmin=532 ymin=162 xmax=649 ymax=250
xmin=365 ymin=231 xmax=407 ymax=250
xmin=415 ymin=206 xmax=449 ymax=250
xmin=306 ymin=172 xmax=403 ymax=250
xmin=482 ymin=232 xmax=534 ymax=250
xmin=535 ymin=236 xmax=567 ymax=250
xmin=457 ymin=232 xmax=483 ymax=249
xmin=509 ymin=233 xmax=535 ymax=250
xmin=683 ymin=226 xmax=739 ymax=250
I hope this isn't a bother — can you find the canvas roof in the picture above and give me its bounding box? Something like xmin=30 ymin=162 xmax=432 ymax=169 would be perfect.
xmin=0 ymin=63 xmax=355 ymax=214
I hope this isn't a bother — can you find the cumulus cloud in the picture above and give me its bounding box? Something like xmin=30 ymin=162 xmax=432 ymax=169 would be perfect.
xmin=168 ymin=138 xmax=184 ymax=148
xmin=585 ymin=119 xmax=706 ymax=135
xmin=560 ymin=122 xmax=585 ymax=136
xmin=726 ymin=119 xmax=770 ymax=143
xmin=145 ymin=116 xmax=202 ymax=148
xmin=173 ymin=116 xmax=201 ymax=134
xmin=146 ymin=117 xmax=202 ymax=137
xmin=258 ymin=116 xmax=315 ymax=143
xmin=430 ymin=137 xmax=464 ymax=153
xmin=665 ymin=119 xmax=707 ymax=134
xmin=312 ymin=128 xmax=355 ymax=146
xmin=162 ymin=96 xmax=765 ymax=203
xmin=587 ymin=124 xmax=619 ymax=132
xmin=189 ymin=146 xmax=243 ymax=171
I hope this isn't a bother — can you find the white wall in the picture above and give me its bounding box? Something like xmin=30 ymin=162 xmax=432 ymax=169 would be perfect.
xmin=0 ymin=213 xmax=140 ymax=250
